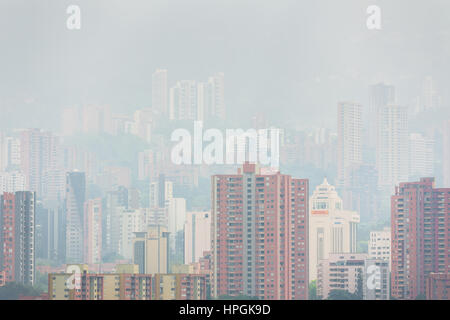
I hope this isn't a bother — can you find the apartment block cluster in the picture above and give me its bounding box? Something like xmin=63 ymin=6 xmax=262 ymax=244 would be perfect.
xmin=0 ymin=72 xmax=449 ymax=300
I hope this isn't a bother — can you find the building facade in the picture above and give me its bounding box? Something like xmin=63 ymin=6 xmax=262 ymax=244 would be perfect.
xmin=391 ymin=178 xmax=450 ymax=299
xmin=84 ymin=198 xmax=102 ymax=265
xmin=184 ymin=211 xmax=211 ymax=265
xmin=211 ymin=163 xmax=309 ymax=300
xmin=48 ymin=270 xmax=207 ymax=300
xmin=133 ymin=225 xmax=170 ymax=274
xmin=368 ymin=227 xmax=391 ymax=269
xmin=309 ymin=178 xmax=359 ymax=281
xmin=65 ymin=172 xmax=86 ymax=263
xmin=337 ymin=102 xmax=362 ymax=188
xmin=0 ymin=191 xmax=35 ymax=285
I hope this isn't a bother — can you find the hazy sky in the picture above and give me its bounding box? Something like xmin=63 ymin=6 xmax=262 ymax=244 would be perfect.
xmin=0 ymin=0 xmax=449 ymax=130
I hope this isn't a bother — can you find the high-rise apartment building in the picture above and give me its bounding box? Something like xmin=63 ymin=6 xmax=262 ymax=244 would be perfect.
xmin=368 ymin=227 xmax=391 ymax=269
xmin=211 ymin=163 xmax=309 ymax=300
xmin=0 ymin=191 xmax=36 ymax=285
xmin=118 ymin=208 xmax=146 ymax=260
xmin=198 ymin=73 xmax=226 ymax=121
xmin=426 ymin=273 xmax=450 ymax=300
xmin=376 ymin=104 xmax=409 ymax=193
xmin=152 ymin=69 xmax=168 ymax=116
xmin=20 ymin=129 xmax=61 ymax=197
xmin=421 ymin=76 xmax=442 ymax=112
xmin=133 ymin=225 xmax=169 ymax=274
xmin=104 ymin=187 xmax=129 ymax=255
xmin=337 ymin=102 xmax=362 ymax=188
xmin=170 ymin=80 xmax=198 ymax=120
xmin=443 ymin=119 xmax=450 ymax=187
xmin=65 ymin=172 xmax=86 ymax=263
xmin=309 ymin=178 xmax=359 ymax=281
xmin=167 ymin=197 xmax=186 ymax=268
xmin=0 ymin=171 xmax=26 ymax=193
xmin=81 ymin=105 xmax=113 ymax=135
xmin=84 ymin=198 xmax=102 ymax=265
xmin=391 ymin=178 xmax=450 ymax=299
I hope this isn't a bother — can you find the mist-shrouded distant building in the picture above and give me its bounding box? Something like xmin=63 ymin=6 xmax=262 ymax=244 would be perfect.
xmin=169 ymin=73 xmax=225 ymax=122
xmin=376 ymin=104 xmax=409 ymax=194
xmin=211 ymin=163 xmax=309 ymax=300
xmin=61 ymin=106 xmax=81 ymax=136
xmin=443 ymin=119 xmax=450 ymax=187
xmin=343 ymin=163 xmax=379 ymax=223
xmin=184 ymin=211 xmax=211 ymax=265
xmin=198 ymin=73 xmax=226 ymax=121
xmin=409 ymin=133 xmax=434 ymax=180
xmin=152 ymin=69 xmax=168 ymax=116
xmin=337 ymin=102 xmax=362 ymax=188
xmin=149 ymin=174 xmax=173 ymax=209
xmin=391 ymin=178 xmax=450 ymax=299
xmin=309 ymin=178 xmax=359 ymax=281
xmin=65 ymin=172 xmax=86 ymax=263
xmin=132 ymin=108 xmax=153 ymax=143
xmin=104 ymin=187 xmax=128 ymax=255
xmin=317 ymin=253 xmax=389 ymax=300
xmin=317 ymin=253 xmax=366 ymax=299
xmin=426 ymin=273 xmax=450 ymax=300
xmin=133 ymin=225 xmax=169 ymax=274
xmin=84 ymin=198 xmax=102 ymax=265
xmin=81 ymin=105 xmax=113 ymax=135
xmin=0 ymin=191 xmax=35 ymax=285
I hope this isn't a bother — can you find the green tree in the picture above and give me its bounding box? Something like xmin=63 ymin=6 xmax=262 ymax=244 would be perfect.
xmin=0 ymin=282 xmax=42 ymax=300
